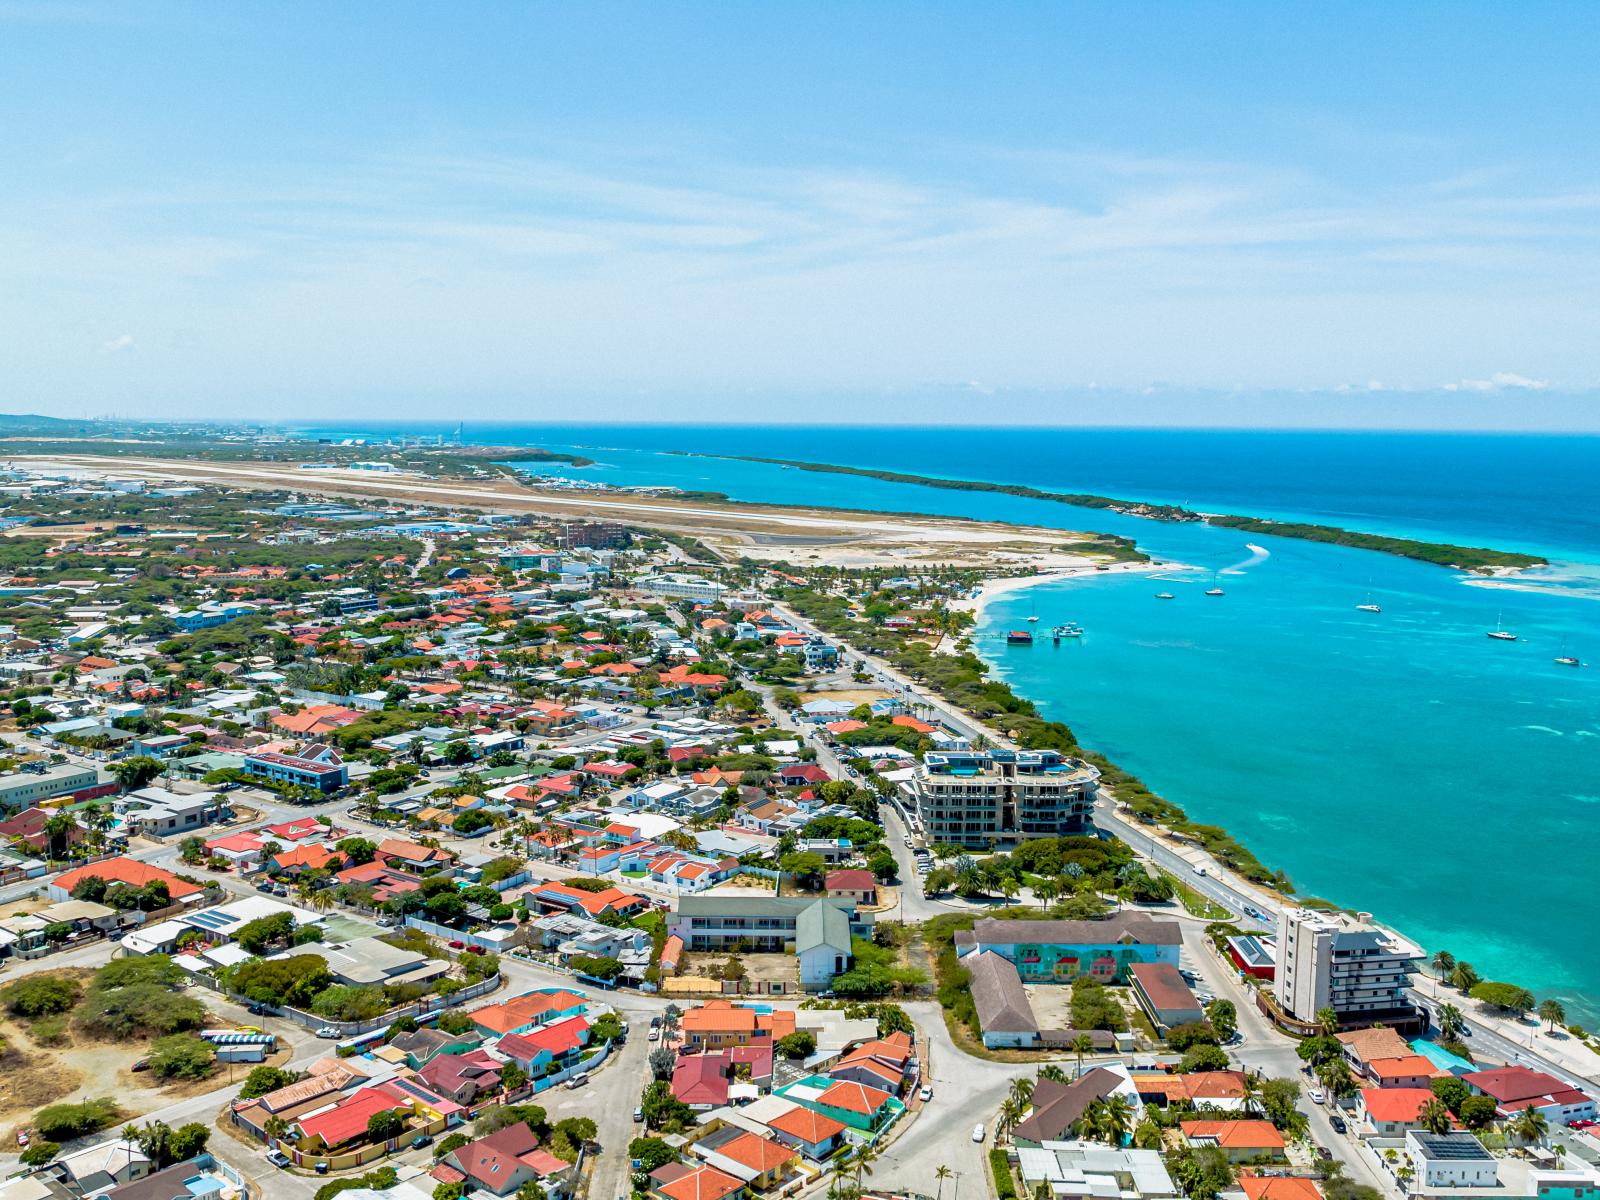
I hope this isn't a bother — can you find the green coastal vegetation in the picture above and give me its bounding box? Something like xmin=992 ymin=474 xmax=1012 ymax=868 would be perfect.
xmin=719 ymin=454 xmax=1546 ymax=574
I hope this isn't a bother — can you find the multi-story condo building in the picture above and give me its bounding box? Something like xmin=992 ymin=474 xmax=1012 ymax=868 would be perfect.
xmin=1275 ymin=908 xmax=1421 ymax=1030
xmin=637 ymin=573 xmax=728 ymax=604
xmin=901 ymin=748 xmax=1098 ymax=847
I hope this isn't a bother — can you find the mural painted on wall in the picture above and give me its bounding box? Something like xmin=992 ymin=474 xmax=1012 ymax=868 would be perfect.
xmin=1012 ymin=943 xmax=1149 ymax=983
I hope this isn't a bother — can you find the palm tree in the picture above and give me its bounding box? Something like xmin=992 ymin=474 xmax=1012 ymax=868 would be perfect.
xmin=1513 ymin=1108 xmax=1549 ymax=1147
xmin=1072 ymin=1033 xmax=1095 ymax=1078
xmin=851 ymin=1143 xmax=877 ymax=1194
xmin=1431 ymin=950 xmax=1456 ymax=978
xmin=1038 ymin=1064 xmax=1068 ymax=1085
xmin=998 ymin=1097 xmax=1026 ymax=1138
xmin=1098 ymin=1094 xmax=1133 ymax=1146
xmin=1072 ymin=1098 xmax=1101 ymax=1142
xmin=1450 ymin=962 xmax=1481 ymax=993
xmin=1417 ymin=1098 xmax=1452 ymax=1135
xmin=1010 ymin=1076 xmax=1035 ymax=1109
xmin=1538 ymin=999 xmax=1566 ymax=1030
xmin=1315 ymin=1007 xmax=1339 ymax=1037
xmin=934 ymin=1165 xmax=952 ymax=1200
xmin=1239 ymin=1073 xmax=1262 ymax=1116
xmin=1436 ymin=1003 xmax=1466 ymax=1042
xmin=1033 ymin=879 xmax=1061 ymax=910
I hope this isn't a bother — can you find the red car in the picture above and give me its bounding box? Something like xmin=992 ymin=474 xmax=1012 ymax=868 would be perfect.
xmin=465 ymin=945 xmax=486 ymax=955
xmin=448 ymin=940 xmax=465 ymax=949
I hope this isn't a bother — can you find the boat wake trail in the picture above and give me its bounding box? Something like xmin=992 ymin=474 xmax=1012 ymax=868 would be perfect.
xmin=1221 ymin=542 xmax=1272 ymax=575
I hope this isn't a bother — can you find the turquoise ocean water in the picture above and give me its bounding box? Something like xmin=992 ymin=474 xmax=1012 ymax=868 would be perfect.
xmin=297 ymin=423 xmax=1600 ymax=1019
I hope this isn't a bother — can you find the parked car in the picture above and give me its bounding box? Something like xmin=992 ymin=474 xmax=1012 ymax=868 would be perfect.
xmin=248 ymin=1002 xmax=270 ymax=1016
xmin=649 ymin=1015 xmax=662 ymax=1028
xmin=633 ymin=1107 xmax=645 ymax=1123
xmin=315 ymin=1026 xmax=340 ymax=1038
xmin=448 ymin=940 xmax=465 ymax=949
xmin=464 ymin=944 xmax=486 ymax=955
xmin=255 ymin=881 xmax=274 ymax=893
xmin=647 ymin=1029 xmax=660 ymax=1042
xmin=971 ymin=1124 xmax=985 ymax=1143
xmin=1330 ymin=1115 xmax=1347 ymax=1134
xmin=265 ymin=1151 xmax=291 ymax=1168
xmin=411 ymin=1134 xmax=433 ymax=1150
xmin=565 ymin=1074 xmax=590 ymax=1090
xmin=272 ymin=885 xmax=288 ymax=897
xmin=1309 ymin=1088 xmax=1326 ymax=1105
xmin=919 ymin=1085 xmax=933 ymax=1102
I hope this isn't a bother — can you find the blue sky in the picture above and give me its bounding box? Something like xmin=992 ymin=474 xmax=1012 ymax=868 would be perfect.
xmin=4 ymin=2 xmax=1600 ymax=427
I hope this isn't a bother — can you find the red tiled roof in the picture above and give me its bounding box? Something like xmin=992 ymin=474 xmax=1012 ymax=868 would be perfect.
xmin=815 ymin=1080 xmax=892 ymax=1115
xmin=1181 ymin=1120 xmax=1285 ymax=1150
xmin=1360 ymin=1088 xmax=1452 ymax=1125
xmin=766 ymin=1105 xmax=846 ymax=1144
xmin=52 ymin=857 xmax=201 ymax=899
xmin=656 ymin=1165 xmax=744 ymax=1200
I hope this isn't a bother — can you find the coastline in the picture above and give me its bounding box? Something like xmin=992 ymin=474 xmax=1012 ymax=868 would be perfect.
xmin=952 ymin=561 xmax=1171 ymax=625
xmin=703 ymin=452 xmax=1548 ymax=575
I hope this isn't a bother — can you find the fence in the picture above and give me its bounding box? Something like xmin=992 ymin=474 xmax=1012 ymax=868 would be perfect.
xmin=194 ymin=970 xmax=503 ymax=1038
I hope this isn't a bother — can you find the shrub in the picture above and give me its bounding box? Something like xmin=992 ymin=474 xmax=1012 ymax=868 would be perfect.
xmin=20 ymin=1142 xmax=60 ymax=1166
xmin=311 ymin=985 xmax=388 ymax=1022
xmin=239 ymin=1066 xmax=303 ymax=1099
xmin=223 ymin=955 xmax=332 ymax=1008
xmin=78 ymin=956 xmax=204 ymax=1039
xmin=3 ymin=975 xmax=81 ymax=1018
xmin=34 ymin=1097 xmax=120 ymax=1141
xmin=148 ymin=1033 xmax=215 ymax=1080
xmin=776 ymin=1031 xmax=816 ymax=1059
xmin=991 ymin=1147 xmax=1018 ymax=1200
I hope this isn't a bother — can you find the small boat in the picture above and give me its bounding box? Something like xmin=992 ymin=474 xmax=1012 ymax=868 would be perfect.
xmin=1556 ymin=656 xmax=1582 ymax=667
xmin=1005 ymin=630 xmax=1034 ymax=645
xmin=1487 ymin=610 xmax=1517 ymax=641
xmin=1026 ymin=615 xmax=1039 ymax=623
xmin=1155 ymin=592 xmax=1175 ymax=600
xmin=1052 ymin=623 xmax=1083 ymax=640
xmin=1205 ymin=587 xmax=1224 ymax=596
xmin=1356 ymin=603 xmax=1382 ymax=613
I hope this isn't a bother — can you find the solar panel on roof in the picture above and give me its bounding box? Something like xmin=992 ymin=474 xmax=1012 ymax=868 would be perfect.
xmin=1414 ymin=1134 xmax=1491 ymax=1159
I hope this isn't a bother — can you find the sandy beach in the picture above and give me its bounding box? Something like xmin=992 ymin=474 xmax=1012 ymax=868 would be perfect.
xmin=953 ymin=560 xmax=1172 ymax=624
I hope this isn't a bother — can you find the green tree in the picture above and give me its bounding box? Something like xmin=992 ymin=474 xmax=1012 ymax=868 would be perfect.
xmin=1512 ymin=1107 xmax=1549 ymax=1146
xmin=1469 ymin=981 xmax=1536 ymax=1015
xmin=147 ymin=1034 xmax=214 ymax=1080
xmin=1418 ymin=1098 xmax=1452 ymax=1135
xmin=1538 ymin=998 xmax=1566 ymax=1029
xmin=367 ymin=1109 xmax=407 ymax=1144
xmin=112 ymin=756 xmax=165 ymax=791
xmin=1178 ymin=1044 xmax=1230 ymax=1073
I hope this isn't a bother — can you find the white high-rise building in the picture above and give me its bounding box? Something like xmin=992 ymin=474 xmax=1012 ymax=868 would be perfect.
xmin=1275 ymin=907 xmax=1420 ymax=1027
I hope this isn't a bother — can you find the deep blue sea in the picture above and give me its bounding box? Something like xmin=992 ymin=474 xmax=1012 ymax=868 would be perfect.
xmin=296 ymin=422 xmax=1600 ymax=1019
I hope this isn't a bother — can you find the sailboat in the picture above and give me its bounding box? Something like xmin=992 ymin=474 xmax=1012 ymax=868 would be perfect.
xmin=1486 ymin=610 xmax=1517 ymax=641
xmin=1556 ymin=638 xmax=1582 ymax=667
xmin=1356 ymin=584 xmax=1381 ymax=613
xmin=1203 ymin=571 xmax=1224 ymax=597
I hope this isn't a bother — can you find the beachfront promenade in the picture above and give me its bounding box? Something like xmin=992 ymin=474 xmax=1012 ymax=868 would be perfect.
xmin=770 ymin=593 xmax=1600 ymax=1094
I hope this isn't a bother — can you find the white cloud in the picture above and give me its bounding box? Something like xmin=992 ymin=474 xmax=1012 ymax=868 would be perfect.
xmin=100 ymin=333 xmax=135 ymax=353
xmin=1443 ymin=372 xmax=1549 ymax=393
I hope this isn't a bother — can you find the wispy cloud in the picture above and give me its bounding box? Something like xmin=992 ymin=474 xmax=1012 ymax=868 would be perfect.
xmin=100 ymin=333 xmax=134 ymax=353
xmin=1443 ymin=372 xmax=1550 ymax=393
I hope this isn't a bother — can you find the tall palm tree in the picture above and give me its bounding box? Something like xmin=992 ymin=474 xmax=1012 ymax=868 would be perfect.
xmin=1098 ymin=1095 xmax=1133 ymax=1146
xmin=1418 ymin=1098 xmax=1452 ymax=1136
xmin=1431 ymin=950 xmax=1456 ymax=978
xmin=851 ymin=1143 xmax=877 ymax=1194
xmin=1010 ymin=1077 xmax=1035 ymax=1109
xmin=1538 ymin=999 xmax=1566 ymax=1031
xmin=998 ymin=1097 xmax=1025 ymax=1138
xmin=1033 ymin=879 xmax=1061 ymax=910
xmin=1038 ymin=1064 xmax=1069 ymax=1085
xmin=1436 ymin=1003 xmax=1466 ymax=1042
xmin=1077 ymin=1100 xmax=1106 ymax=1143
xmin=934 ymin=1165 xmax=952 ymax=1200
xmin=1239 ymin=1073 xmax=1262 ymax=1117
xmin=1513 ymin=1108 xmax=1548 ymax=1147
xmin=1072 ymin=1033 xmax=1095 ymax=1077
xmin=1315 ymin=1007 xmax=1339 ymax=1037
